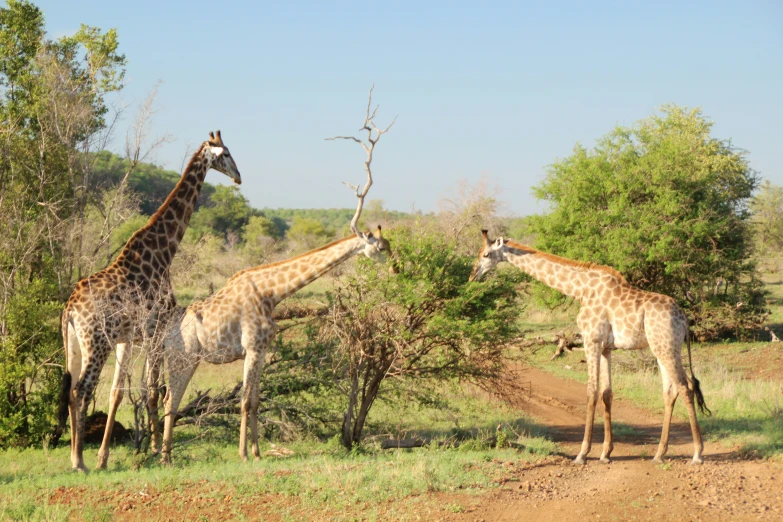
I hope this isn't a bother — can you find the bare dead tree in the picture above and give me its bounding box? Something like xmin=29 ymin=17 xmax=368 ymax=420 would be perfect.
xmin=326 ymin=84 xmax=397 ymax=238
xmin=323 ymin=86 xmax=399 ymax=448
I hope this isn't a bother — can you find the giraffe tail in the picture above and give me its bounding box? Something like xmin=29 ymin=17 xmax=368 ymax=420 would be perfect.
xmin=57 ymin=311 xmax=72 ymax=429
xmin=686 ymin=322 xmax=711 ymax=416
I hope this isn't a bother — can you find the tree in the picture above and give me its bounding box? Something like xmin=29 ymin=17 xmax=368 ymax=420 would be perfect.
xmin=324 ymin=226 xmax=525 ymax=449
xmin=0 ymin=0 xmax=128 ymax=447
xmin=188 ymin=185 xmax=255 ymax=240
xmin=285 ymin=216 xmax=334 ymax=251
xmin=531 ymin=105 xmax=765 ymax=340
xmin=750 ymin=180 xmax=783 ymax=266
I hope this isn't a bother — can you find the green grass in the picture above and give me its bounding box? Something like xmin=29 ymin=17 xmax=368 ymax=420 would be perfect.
xmin=0 ymin=386 xmax=556 ymax=521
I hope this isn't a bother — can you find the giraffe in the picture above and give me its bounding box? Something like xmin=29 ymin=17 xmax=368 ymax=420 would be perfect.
xmin=161 ymin=226 xmax=391 ymax=463
xmin=470 ymin=230 xmax=710 ymax=465
xmin=58 ymin=131 xmax=241 ymax=472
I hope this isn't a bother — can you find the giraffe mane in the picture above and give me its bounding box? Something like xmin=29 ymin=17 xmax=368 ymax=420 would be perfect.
xmin=117 ymin=143 xmax=207 ymax=252
xmin=504 ymin=240 xmax=627 ymax=282
xmin=227 ymin=236 xmax=358 ymax=282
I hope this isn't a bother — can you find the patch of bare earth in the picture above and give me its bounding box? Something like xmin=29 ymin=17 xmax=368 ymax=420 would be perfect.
xmin=443 ymin=366 xmax=783 ymax=522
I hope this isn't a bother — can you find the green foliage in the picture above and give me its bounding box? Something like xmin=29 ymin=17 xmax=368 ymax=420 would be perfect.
xmin=0 ymin=277 xmax=62 ymax=448
xmin=325 ymin=224 xmax=526 ymax=447
xmin=189 ymin=185 xmax=257 ymax=240
xmin=531 ymin=105 xmax=764 ymax=340
xmin=750 ymin=181 xmax=783 ymax=258
xmin=261 ymin=205 xmax=409 ymax=239
xmin=89 ymin=150 xmax=217 ymax=215
xmin=286 ymin=216 xmax=334 ymax=247
xmin=0 ymin=0 xmax=128 ymax=447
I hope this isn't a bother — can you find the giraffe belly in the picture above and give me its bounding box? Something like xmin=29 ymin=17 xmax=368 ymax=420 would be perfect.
xmin=608 ymin=330 xmax=648 ymax=350
xmin=200 ymin=330 xmax=245 ymax=364
xmin=202 ymin=340 xmax=245 ymax=364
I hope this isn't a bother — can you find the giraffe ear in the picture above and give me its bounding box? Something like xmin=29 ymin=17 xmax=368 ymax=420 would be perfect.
xmin=495 ymin=238 xmax=504 ymax=247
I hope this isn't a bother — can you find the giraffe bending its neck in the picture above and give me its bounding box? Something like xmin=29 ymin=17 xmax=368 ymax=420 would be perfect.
xmin=471 ymin=230 xmax=710 ymax=465
xmin=161 ymin=228 xmax=391 ymax=463
xmin=59 ymin=131 xmax=241 ymax=472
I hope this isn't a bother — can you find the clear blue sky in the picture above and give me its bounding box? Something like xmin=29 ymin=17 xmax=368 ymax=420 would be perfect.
xmin=34 ymin=1 xmax=783 ymax=215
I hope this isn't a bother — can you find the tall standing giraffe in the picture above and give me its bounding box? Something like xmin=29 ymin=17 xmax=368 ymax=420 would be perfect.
xmin=470 ymin=230 xmax=710 ymax=465
xmin=59 ymin=131 xmax=241 ymax=472
xmin=161 ymin=224 xmax=391 ymax=463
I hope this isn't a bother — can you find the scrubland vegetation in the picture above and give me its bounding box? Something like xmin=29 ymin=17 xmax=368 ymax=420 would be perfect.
xmin=1 ymin=1 xmax=783 ymax=519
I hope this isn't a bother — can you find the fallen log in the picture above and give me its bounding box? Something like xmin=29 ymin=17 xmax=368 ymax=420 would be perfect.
xmin=380 ymin=436 xmax=500 ymax=450
xmin=550 ymin=332 xmax=583 ymax=360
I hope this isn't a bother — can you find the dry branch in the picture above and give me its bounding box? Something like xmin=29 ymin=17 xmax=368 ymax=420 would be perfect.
xmin=326 ymin=84 xmax=396 ymax=238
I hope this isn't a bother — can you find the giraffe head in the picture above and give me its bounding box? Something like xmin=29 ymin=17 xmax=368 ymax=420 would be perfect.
xmin=360 ymin=225 xmax=392 ymax=265
xmin=204 ymin=130 xmax=241 ymax=184
xmin=469 ymin=229 xmax=508 ymax=281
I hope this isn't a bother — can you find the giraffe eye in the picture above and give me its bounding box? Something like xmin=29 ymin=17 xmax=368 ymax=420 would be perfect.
xmin=483 ymin=253 xmax=490 ymax=258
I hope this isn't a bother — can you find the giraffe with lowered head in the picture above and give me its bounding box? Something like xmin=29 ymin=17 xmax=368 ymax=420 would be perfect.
xmin=470 ymin=230 xmax=710 ymax=465
xmin=161 ymin=90 xmax=395 ymax=462
xmin=161 ymin=204 xmax=392 ymax=463
xmin=58 ymin=131 xmax=241 ymax=471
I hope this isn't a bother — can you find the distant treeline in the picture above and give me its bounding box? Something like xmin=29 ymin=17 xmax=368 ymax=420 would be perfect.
xmin=91 ymin=151 xmax=410 ymax=240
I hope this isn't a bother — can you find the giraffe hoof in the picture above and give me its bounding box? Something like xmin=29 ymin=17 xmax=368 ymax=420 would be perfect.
xmin=572 ymin=456 xmax=586 ymax=466
xmin=652 ymin=457 xmax=664 ymax=464
xmin=599 ymin=457 xmax=612 ymax=464
xmin=689 ymin=457 xmax=704 ymax=466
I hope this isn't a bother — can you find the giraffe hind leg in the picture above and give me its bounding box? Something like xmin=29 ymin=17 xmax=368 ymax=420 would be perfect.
xmin=97 ymin=342 xmax=131 ymax=470
xmin=653 ymin=360 xmax=678 ymax=463
xmin=598 ymin=348 xmax=614 ymax=464
xmin=655 ymin=353 xmax=704 ymax=464
xmin=574 ymin=342 xmax=601 ymax=465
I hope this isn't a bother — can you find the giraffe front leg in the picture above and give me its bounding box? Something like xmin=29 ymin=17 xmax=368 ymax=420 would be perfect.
xmin=161 ymin=354 xmax=198 ymax=465
xmin=574 ymin=343 xmax=601 ymax=465
xmin=599 ymin=349 xmax=614 ymax=464
xmin=238 ymin=350 xmax=260 ymax=462
xmin=249 ymin=379 xmax=261 ymax=460
xmin=97 ymin=343 xmax=130 ymax=469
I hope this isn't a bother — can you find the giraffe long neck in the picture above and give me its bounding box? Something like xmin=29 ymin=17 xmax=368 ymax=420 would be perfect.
xmin=115 ymin=147 xmax=209 ymax=273
xmin=504 ymin=242 xmax=623 ymax=302
xmin=242 ymin=236 xmax=366 ymax=304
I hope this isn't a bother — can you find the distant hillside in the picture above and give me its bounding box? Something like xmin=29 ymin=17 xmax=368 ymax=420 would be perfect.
xmin=90 ymin=151 xmax=217 ymax=215
xmin=90 ymin=151 xmax=410 ymax=236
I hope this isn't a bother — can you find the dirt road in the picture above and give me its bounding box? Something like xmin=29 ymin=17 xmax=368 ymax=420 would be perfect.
xmin=448 ymin=366 xmax=782 ymax=522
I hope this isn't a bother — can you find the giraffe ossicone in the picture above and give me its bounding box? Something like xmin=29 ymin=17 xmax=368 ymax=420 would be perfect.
xmin=471 ymin=229 xmax=709 ymax=465
xmin=58 ymin=131 xmax=242 ymax=472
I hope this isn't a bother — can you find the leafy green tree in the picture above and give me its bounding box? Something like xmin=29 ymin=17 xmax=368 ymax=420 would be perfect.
xmin=750 ymin=181 xmax=783 ymax=260
xmin=323 ymin=225 xmax=525 ymax=448
xmin=0 ymin=0 xmax=127 ymax=446
xmin=531 ymin=105 xmax=764 ymax=339
xmin=286 ymin=216 xmax=334 ymax=251
xmin=189 ymin=185 xmax=255 ymax=239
